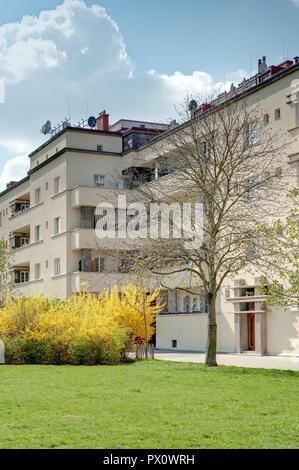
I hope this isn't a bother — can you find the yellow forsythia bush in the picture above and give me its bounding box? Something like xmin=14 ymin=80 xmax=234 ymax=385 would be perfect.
xmin=0 ymin=285 xmax=161 ymax=365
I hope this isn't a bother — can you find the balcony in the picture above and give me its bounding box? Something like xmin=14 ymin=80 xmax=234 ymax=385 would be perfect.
xmin=9 ymin=196 xmax=30 ymax=217
xmin=13 ymin=264 xmax=30 ymax=285
xmin=71 ymin=228 xmax=137 ymax=251
xmin=10 ymin=230 xmax=30 ymax=249
xmin=71 ymin=186 xmax=132 ymax=209
xmin=70 ymin=271 xmax=130 ymax=293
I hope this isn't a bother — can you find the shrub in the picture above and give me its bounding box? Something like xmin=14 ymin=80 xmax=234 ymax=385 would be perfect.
xmin=0 ymin=286 xmax=161 ymax=365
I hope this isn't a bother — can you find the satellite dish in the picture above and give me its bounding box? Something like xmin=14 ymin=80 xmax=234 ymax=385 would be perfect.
xmin=88 ymin=116 xmax=97 ymax=128
xmin=188 ymin=100 xmax=198 ymax=111
xmin=41 ymin=120 xmax=52 ymax=134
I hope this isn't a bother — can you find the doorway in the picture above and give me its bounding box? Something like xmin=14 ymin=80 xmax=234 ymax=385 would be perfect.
xmin=247 ymin=313 xmax=255 ymax=351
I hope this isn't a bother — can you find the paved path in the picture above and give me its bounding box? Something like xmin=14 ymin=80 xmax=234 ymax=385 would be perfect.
xmin=155 ymin=351 xmax=299 ymax=371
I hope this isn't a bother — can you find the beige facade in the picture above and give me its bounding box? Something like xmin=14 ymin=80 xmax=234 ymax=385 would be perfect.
xmin=0 ymin=62 xmax=299 ymax=356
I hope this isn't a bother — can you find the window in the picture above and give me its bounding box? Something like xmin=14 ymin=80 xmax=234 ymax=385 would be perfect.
xmin=184 ymin=295 xmax=190 ymax=312
xmin=54 ymin=258 xmax=61 ymax=276
xmin=35 ymin=188 xmax=41 ymax=204
xmin=225 ymin=289 xmax=231 ymax=299
xmin=34 ymin=263 xmax=41 ymax=280
xmin=275 ymin=108 xmax=281 ymax=120
xmin=171 ymin=340 xmax=177 ymax=348
xmin=54 ymin=217 xmax=62 ymax=235
xmin=245 ymin=122 xmax=258 ymax=146
xmin=45 ymin=260 xmax=48 ymax=269
xmin=46 ymin=182 xmax=48 ymax=191
xmin=94 ymin=174 xmax=106 ymax=187
xmin=35 ymin=225 xmax=41 ymax=242
xmin=247 ymin=231 xmax=259 ymax=256
xmin=54 ymin=176 xmax=61 ymax=194
xmin=36 ymin=160 xmax=39 ymax=166
xmin=192 ymin=297 xmax=198 ymax=312
xmin=20 ymin=236 xmax=29 ymax=246
xmin=96 ymin=145 xmax=103 ymax=152
xmin=263 ymin=113 xmax=269 ymax=125
xmin=95 ymin=258 xmax=105 ymax=273
xmin=46 ymin=221 xmax=48 ymax=229
xmin=245 ymin=177 xmax=258 ymax=200
xmin=20 ymin=271 xmax=29 ymax=283
xmin=0 ymin=213 xmax=2 ymax=227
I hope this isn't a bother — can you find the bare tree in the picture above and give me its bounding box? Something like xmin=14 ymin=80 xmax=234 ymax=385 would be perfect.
xmin=124 ymin=96 xmax=292 ymax=366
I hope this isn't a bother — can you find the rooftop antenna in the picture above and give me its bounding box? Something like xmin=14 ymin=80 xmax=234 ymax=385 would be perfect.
xmin=282 ymin=39 xmax=286 ymax=59
xmin=67 ymin=96 xmax=71 ymax=120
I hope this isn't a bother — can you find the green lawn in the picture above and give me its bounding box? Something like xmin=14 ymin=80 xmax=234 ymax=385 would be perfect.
xmin=0 ymin=360 xmax=298 ymax=449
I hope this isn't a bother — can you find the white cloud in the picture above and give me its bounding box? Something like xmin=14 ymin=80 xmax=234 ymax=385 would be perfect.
xmin=291 ymin=0 xmax=299 ymax=6
xmin=0 ymin=0 xmax=245 ymax=190
xmin=0 ymin=154 xmax=29 ymax=189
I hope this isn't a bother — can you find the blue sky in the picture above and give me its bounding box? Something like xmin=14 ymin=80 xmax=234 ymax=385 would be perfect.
xmin=1 ymin=0 xmax=298 ymax=80
xmin=0 ymin=0 xmax=299 ymax=187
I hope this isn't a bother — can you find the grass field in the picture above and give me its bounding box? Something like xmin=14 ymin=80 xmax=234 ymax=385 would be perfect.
xmin=0 ymin=360 xmax=298 ymax=449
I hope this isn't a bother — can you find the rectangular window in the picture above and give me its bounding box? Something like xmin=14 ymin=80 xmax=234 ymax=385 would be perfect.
xmin=275 ymin=108 xmax=281 ymax=120
xmin=296 ymin=103 xmax=299 ymax=125
xmin=0 ymin=213 xmax=2 ymax=227
xmin=20 ymin=271 xmax=29 ymax=283
xmin=95 ymin=257 xmax=105 ymax=272
xmin=245 ymin=122 xmax=258 ymax=146
xmin=225 ymin=288 xmax=231 ymax=299
xmin=245 ymin=177 xmax=258 ymax=200
xmin=34 ymin=188 xmax=41 ymax=204
xmin=94 ymin=174 xmax=106 ymax=187
xmin=184 ymin=295 xmax=190 ymax=312
xmin=171 ymin=340 xmax=177 ymax=348
xmin=54 ymin=176 xmax=61 ymax=194
xmin=54 ymin=217 xmax=62 ymax=235
xmin=20 ymin=236 xmax=29 ymax=246
xmin=97 ymin=145 xmax=103 ymax=152
xmin=54 ymin=258 xmax=61 ymax=276
xmin=35 ymin=225 xmax=41 ymax=242
xmin=263 ymin=113 xmax=269 ymax=125
xmin=34 ymin=263 xmax=41 ymax=280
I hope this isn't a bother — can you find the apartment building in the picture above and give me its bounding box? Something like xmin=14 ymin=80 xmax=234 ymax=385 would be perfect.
xmin=0 ymin=56 xmax=298 ymax=356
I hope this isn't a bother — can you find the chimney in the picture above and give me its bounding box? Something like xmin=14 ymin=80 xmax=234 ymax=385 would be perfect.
xmin=258 ymin=56 xmax=268 ymax=74
xmin=96 ymin=111 xmax=109 ymax=132
xmin=6 ymin=181 xmax=17 ymax=189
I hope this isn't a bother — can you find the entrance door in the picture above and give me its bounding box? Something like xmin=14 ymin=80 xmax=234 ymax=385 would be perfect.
xmin=247 ymin=313 xmax=255 ymax=351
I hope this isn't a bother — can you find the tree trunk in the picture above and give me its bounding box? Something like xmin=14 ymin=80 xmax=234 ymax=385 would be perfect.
xmin=205 ymin=294 xmax=218 ymax=367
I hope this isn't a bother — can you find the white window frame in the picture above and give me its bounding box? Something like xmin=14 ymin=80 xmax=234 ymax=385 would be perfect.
xmin=34 ymin=263 xmax=41 ymax=280
xmin=245 ymin=122 xmax=258 ymax=146
xmin=20 ymin=271 xmax=29 ymax=283
xmin=54 ymin=258 xmax=61 ymax=276
xmin=54 ymin=217 xmax=62 ymax=235
xmin=94 ymin=174 xmax=106 ymax=188
xmin=35 ymin=225 xmax=41 ymax=242
xmin=34 ymin=188 xmax=41 ymax=205
xmin=54 ymin=176 xmax=61 ymax=194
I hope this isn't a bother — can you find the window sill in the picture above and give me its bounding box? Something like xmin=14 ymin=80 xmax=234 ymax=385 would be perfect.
xmin=51 ymin=190 xmax=66 ymax=200
xmin=51 ymin=231 xmax=67 ymax=239
xmin=51 ymin=273 xmax=67 ymax=279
